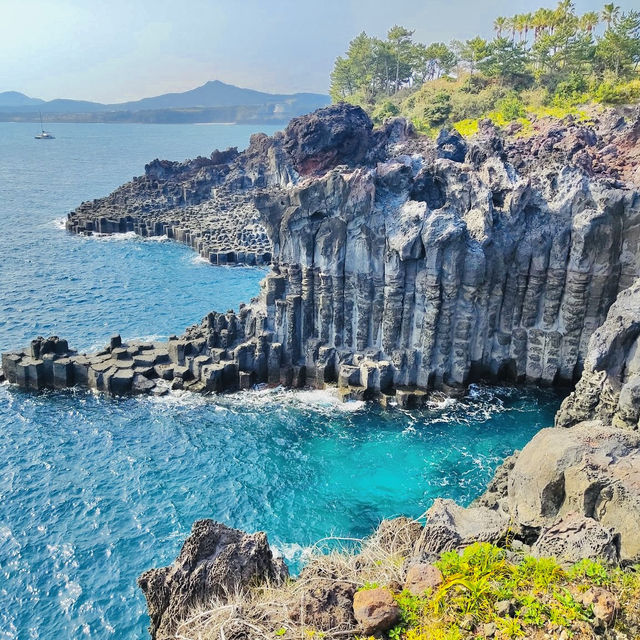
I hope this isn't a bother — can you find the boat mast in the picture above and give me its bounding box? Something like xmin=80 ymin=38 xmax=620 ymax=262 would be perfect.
xmin=39 ymin=111 xmax=44 ymax=133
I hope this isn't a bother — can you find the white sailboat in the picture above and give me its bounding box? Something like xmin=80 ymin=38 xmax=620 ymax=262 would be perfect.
xmin=35 ymin=112 xmax=55 ymax=139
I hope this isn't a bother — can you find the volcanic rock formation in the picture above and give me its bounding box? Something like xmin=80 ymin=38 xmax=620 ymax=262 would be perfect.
xmin=5 ymin=103 xmax=640 ymax=639
xmin=556 ymin=277 xmax=640 ymax=430
xmin=5 ymin=104 xmax=640 ymax=404
xmin=138 ymin=520 xmax=287 ymax=640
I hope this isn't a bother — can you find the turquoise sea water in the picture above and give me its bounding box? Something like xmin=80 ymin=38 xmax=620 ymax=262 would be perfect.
xmin=0 ymin=122 xmax=563 ymax=639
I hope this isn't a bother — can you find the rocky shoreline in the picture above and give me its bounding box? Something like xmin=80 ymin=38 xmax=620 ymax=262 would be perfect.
xmin=2 ymin=103 xmax=640 ymax=638
xmin=66 ymin=148 xmax=273 ymax=266
xmin=4 ymin=104 xmax=640 ymax=406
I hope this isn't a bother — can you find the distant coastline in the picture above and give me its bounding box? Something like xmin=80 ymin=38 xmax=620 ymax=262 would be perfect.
xmin=0 ymin=108 xmax=296 ymax=125
xmin=0 ymin=79 xmax=330 ymax=125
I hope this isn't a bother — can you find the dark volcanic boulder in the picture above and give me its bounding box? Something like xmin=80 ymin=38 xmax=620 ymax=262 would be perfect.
xmin=138 ymin=520 xmax=288 ymax=640
xmin=283 ymin=103 xmax=373 ymax=175
xmin=436 ymin=128 xmax=467 ymax=162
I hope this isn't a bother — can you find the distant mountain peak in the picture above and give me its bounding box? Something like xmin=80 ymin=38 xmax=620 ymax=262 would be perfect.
xmin=0 ymin=81 xmax=330 ymax=122
xmin=0 ymin=91 xmax=45 ymax=106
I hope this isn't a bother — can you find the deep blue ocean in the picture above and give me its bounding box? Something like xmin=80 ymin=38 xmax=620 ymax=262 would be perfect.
xmin=0 ymin=122 xmax=563 ymax=639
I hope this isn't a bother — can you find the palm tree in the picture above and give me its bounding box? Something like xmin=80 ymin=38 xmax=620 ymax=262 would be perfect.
xmin=602 ymin=3 xmax=620 ymax=29
xmin=493 ymin=16 xmax=507 ymax=38
xmin=521 ymin=13 xmax=533 ymax=43
xmin=546 ymin=8 xmax=559 ymax=34
xmin=504 ymin=16 xmax=516 ymax=41
xmin=513 ymin=14 xmax=525 ymax=42
xmin=531 ymin=9 xmax=547 ymax=40
xmin=556 ymin=0 xmax=574 ymax=17
xmin=580 ymin=11 xmax=600 ymax=33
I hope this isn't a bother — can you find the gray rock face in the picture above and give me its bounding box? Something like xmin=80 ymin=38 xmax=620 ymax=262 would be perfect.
xmin=137 ymin=520 xmax=287 ymax=640
xmin=413 ymin=421 xmax=639 ymax=565
xmin=531 ymin=513 xmax=619 ymax=565
xmin=556 ymin=278 xmax=640 ymax=430
xmin=492 ymin=421 xmax=639 ymax=563
xmin=416 ymin=498 xmax=509 ymax=552
xmin=5 ymin=105 xmax=640 ymax=403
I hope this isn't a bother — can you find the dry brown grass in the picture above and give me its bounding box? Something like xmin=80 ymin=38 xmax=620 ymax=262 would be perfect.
xmin=174 ymin=516 xmax=424 ymax=640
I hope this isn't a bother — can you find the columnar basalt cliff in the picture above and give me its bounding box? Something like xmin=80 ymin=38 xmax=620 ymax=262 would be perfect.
xmin=4 ymin=104 xmax=640 ymax=404
xmin=67 ymin=147 xmax=274 ymax=265
xmin=3 ymin=104 xmax=640 ymax=640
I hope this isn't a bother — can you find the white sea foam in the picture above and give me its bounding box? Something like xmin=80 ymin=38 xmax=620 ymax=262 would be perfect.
xmin=60 ymin=580 xmax=82 ymax=614
xmin=84 ymin=231 xmax=170 ymax=243
xmin=123 ymin=334 xmax=166 ymax=345
xmin=219 ymin=386 xmax=366 ymax=415
xmin=52 ymin=217 xmax=67 ymax=230
xmin=146 ymin=387 xmax=208 ymax=409
xmin=427 ymin=396 xmax=457 ymax=411
xmin=273 ymin=541 xmax=314 ymax=565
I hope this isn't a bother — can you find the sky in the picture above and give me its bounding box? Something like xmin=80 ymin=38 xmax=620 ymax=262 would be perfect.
xmin=1 ymin=0 xmax=638 ymax=103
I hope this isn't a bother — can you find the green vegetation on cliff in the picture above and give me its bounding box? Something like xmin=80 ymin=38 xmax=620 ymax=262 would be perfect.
xmin=330 ymin=2 xmax=640 ymax=133
xmin=382 ymin=544 xmax=640 ymax=640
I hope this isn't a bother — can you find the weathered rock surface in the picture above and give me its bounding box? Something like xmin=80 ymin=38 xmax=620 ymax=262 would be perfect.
xmin=531 ymin=513 xmax=619 ymax=565
xmin=415 ymin=498 xmax=510 ymax=555
xmin=439 ymin=420 xmax=640 ymax=564
xmin=137 ymin=520 xmax=287 ymax=640
xmin=556 ymin=278 xmax=640 ymax=430
xmin=6 ymin=104 xmax=640 ymax=402
xmin=287 ymin=580 xmax=357 ymax=631
xmin=581 ymin=586 xmax=619 ymax=626
xmin=507 ymin=422 xmax=640 ymax=543
xmin=403 ymin=563 xmax=443 ymax=595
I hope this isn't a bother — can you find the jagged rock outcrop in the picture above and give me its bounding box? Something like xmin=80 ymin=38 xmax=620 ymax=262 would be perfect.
xmin=5 ymin=104 xmax=640 ymax=403
xmin=414 ymin=498 xmax=510 ymax=557
xmin=137 ymin=520 xmax=287 ymax=640
xmin=556 ymin=278 xmax=640 ymax=430
xmin=432 ymin=420 xmax=640 ymax=564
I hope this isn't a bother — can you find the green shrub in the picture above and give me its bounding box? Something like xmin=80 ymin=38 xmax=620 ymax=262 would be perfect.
xmin=357 ymin=581 xmax=381 ymax=591
xmin=596 ymin=78 xmax=640 ymax=104
xmin=449 ymin=85 xmax=506 ymax=121
xmin=552 ymin=73 xmax=589 ymax=106
xmin=422 ymin=91 xmax=452 ymax=127
xmin=372 ymin=100 xmax=400 ymax=124
xmin=497 ymin=94 xmax=526 ymax=121
xmin=568 ymin=558 xmax=611 ymax=586
xmin=460 ymin=74 xmax=489 ymax=94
